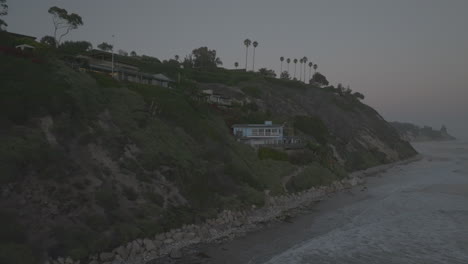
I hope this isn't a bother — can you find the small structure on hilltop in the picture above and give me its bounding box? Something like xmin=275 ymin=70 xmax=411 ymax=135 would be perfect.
xmin=202 ymin=89 xmax=232 ymax=107
xmin=15 ymin=44 xmax=36 ymax=52
xmin=232 ymin=121 xmax=304 ymax=148
xmin=79 ymin=50 xmax=175 ymax=87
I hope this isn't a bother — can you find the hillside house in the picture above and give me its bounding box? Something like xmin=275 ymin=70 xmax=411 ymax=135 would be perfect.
xmin=81 ymin=50 xmax=174 ymax=87
xmin=232 ymin=121 xmax=284 ymax=146
xmin=202 ymin=89 xmax=232 ymax=106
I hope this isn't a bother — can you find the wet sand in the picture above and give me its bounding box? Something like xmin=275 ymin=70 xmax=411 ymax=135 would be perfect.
xmin=176 ymin=141 xmax=468 ymax=264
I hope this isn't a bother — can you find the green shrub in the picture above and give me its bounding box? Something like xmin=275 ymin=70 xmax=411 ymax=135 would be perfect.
xmin=258 ymin=147 xmax=289 ymax=161
xmin=0 ymin=243 xmax=37 ymax=264
xmin=122 ymin=185 xmax=138 ymax=201
xmin=294 ymin=115 xmax=329 ymax=144
xmin=241 ymin=86 xmax=262 ymax=98
xmin=144 ymin=191 xmax=165 ymax=206
xmin=95 ymin=187 xmax=119 ymax=211
xmin=286 ymin=163 xmax=336 ymax=192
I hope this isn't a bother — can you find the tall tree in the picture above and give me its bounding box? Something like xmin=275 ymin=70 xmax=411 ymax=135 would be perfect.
xmin=40 ymin=35 xmax=57 ymax=47
xmin=258 ymin=68 xmax=276 ymax=78
xmin=311 ymin=72 xmax=329 ymax=86
xmin=280 ymin=56 xmax=284 ymax=75
xmin=280 ymin=71 xmax=290 ymax=80
xmin=302 ymin=57 xmax=308 ymax=83
xmin=313 ymin=63 xmax=318 ymax=73
xmin=299 ymin=58 xmax=303 ymax=82
xmin=286 ymin=58 xmax=291 ymax=73
xmin=293 ymin=58 xmax=298 ymax=79
xmin=234 ymin=62 xmax=239 ymax=69
xmin=174 ymin=55 xmax=180 ymax=62
xmin=97 ymin=42 xmax=113 ymax=52
xmin=0 ymin=0 xmax=7 ymax=30
xmin=252 ymin=41 xmax=258 ymax=71
xmin=130 ymin=51 xmax=137 ymax=57
xmin=308 ymin=62 xmax=313 ymax=83
xmin=190 ymin=46 xmax=222 ymax=70
xmin=48 ymin=6 xmax=83 ymax=47
xmin=244 ymin=39 xmax=251 ymax=70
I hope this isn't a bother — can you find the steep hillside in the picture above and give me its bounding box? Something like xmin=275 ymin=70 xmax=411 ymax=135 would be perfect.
xmin=390 ymin=122 xmax=456 ymax=142
xmin=0 ymin=53 xmax=416 ymax=263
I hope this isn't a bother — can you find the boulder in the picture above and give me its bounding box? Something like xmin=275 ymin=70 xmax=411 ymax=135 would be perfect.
xmin=163 ymin=238 xmax=174 ymax=244
xmin=113 ymin=246 xmax=128 ymax=260
xmin=143 ymin=238 xmax=156 ymax=251
xmin=100 ymin=252 xmax=114 ymax=262
xmin=173 ymin=232 xmax=184 ymax=241
xmin=169 ymin=248 xmax=182 ymax=259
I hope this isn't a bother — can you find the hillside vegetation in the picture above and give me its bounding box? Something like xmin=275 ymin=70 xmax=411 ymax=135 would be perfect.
xmin=0 ymin=42 xmax=416 ymax=263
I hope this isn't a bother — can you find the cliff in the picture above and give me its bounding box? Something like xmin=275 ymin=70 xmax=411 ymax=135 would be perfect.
xmin=0 ymin=52 xmax=416 ymax=263
xmin=390 ymin=122 xmax=456 ymax=142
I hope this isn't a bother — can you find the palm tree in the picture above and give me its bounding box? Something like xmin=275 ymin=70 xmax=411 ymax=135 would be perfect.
xmin=174 ymin=55 xmax=179 ymax=62
xmin=313 ymin=64 xmax=318 ymax=73
xmin=299 ymin=58 xmax=303 ymax=82
xmin=244 ymin=39 xmax=251 ymax=70
xmin=293 ymin=58 xmax=298 ymax=79
xmin=234 ymin=62 xmax=239 ymax=69
xmin=280 ymin=56 xmax=284 ymax=75
xmin=252 ymin=41 xmax=258 ymax=71
xmin=308 ymin=62 xmax=313 ymax=83
xmin=302 ymin=57 xmax=308 ymax=83
xmin=286 ymin=58 xmax=291 ymax=73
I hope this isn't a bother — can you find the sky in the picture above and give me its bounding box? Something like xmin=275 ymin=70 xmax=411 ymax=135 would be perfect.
xmin=6 ymin=0 xmax=468 ymax=139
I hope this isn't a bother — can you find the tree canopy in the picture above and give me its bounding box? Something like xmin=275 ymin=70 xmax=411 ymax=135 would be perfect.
xmin=280 ymin=71 xmax=290 ymax=80
xmin=48 ymin=6 xmax=83 ymax=46
xmin=0 ymin=0 xmax=8 ymax=30
xmin=186 ymin=47 xmax=222 ymax=70
xmin=58 ymin=40 xmax=92 ymax=55
xmin=258 ymin=68 xmax=276 ymax=78
xmin=97 ymin=42 xmax=113 ymax=52
xmin=311 ymin=72 xmax=329 ymax=86
xmin=40 ymin=35 xmax=57 ymax=47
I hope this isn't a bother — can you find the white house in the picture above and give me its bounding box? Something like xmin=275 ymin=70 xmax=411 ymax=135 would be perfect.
xmin=232 ymin=121 xmax=284 ymax=146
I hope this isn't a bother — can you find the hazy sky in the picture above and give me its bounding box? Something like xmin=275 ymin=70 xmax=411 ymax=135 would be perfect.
xmin=6 ymin=0 xmax=468 ymax=138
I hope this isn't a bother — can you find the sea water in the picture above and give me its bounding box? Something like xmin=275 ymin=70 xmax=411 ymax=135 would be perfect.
xmin=265 ymin=141 xmax=468 ymax=264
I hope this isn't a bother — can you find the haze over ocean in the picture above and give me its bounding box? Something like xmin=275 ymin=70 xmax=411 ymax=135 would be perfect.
xmin=7 ymin=0 xmax=468 ymax=138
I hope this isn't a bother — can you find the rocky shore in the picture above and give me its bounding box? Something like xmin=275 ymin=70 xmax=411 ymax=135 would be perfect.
xmin=45 ymin=155 xmax=421 ymax=264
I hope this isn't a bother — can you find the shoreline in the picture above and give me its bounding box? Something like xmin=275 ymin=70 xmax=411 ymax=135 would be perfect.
xmin=47 ymin=154 xmax=423 ymax=264
xmin=150 ymin=154 xmax=423 ymax=264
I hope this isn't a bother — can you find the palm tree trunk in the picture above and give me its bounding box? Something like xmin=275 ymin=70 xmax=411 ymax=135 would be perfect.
xmin=280 ymin=61 xmax=283 ymax=74
xmin=252 ymin=48 xmax=256 ymax=71
xmin=245 ymin=47 xmax=249 ymax=71
xmin=299 ymin=63 xmax=302 ymax=82
xmin=294 ymin=65 xmax=296 ymax=78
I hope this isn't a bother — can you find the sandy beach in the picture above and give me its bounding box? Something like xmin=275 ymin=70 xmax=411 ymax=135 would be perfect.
xmin=161 ymin=141 xmax=468 ymax=264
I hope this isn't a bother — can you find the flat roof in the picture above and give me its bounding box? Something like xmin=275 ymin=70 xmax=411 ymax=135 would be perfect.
xmin=232 ymin=124 xmax=283 ymax=128
xmin=5 ymin=32 xmax=37 ymax=40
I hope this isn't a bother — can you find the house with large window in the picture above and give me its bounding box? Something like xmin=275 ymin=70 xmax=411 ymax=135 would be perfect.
xmin=232 ymin=121 xmax=284 ymax=146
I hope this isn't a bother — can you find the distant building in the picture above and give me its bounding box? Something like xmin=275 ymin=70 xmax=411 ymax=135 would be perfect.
xmin=15 ymin=44 xmax=35 ymax=52
xmin=4 ymin=32 xmax=37 ymax=41
xmin=232 ymin=121 xmax=284 ymax=146
xmin=202 ymin=89 xmax=232 ymax=106
xmin=81 ymin=50 xmax=175 ymax=87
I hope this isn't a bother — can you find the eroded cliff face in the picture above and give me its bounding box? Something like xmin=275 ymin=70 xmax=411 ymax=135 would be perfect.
xmin=390 ymin=122 xmax=456 ymax=142
xmin=201 ymin=80 xmax=417 ymax=170
xmin=0 ymin=55 xmax=416 ymax=263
